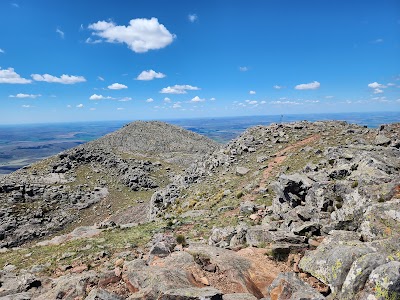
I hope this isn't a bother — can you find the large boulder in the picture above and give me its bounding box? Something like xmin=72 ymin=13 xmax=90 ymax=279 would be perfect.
xmin=264 ymin=272 xmax=325 ymax=300
xmin=299 ymin=231 xmax=375 ymax=297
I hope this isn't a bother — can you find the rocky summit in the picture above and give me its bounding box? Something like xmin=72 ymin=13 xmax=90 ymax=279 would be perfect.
xmin=0 ymin=120 xmax=399 ymax=300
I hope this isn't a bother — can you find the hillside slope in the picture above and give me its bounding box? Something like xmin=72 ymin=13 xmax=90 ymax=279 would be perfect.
xmin=0 ymin=121 xmax=399 ymax=300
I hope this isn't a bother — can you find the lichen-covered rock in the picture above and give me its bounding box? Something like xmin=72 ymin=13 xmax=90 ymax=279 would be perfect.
xmin=360 ymin=199 xmax=400 ymax=242
xmin=299 ymin=234 xmax=375 ymax=296
xmin=246 ymin=226 xmax=306 ymax=247
xmin=85 ymin=288 xmax=124 ymax=300
xmin=264 ymin=272 xmax=325 ymax=300
xmin=340 ymin=253 xmax=387 ymax=299
xmin=362 ymin=261 xmax=400 ymax=300
xmin=222 ymin=293 xmax=258 ymax=300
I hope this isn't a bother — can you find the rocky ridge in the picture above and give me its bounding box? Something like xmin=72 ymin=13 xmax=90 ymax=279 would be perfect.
xmin=0 ymin=120 xmax=399 ymax=299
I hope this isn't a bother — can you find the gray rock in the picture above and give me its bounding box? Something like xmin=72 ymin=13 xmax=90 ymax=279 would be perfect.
xmin=239 ymin=201 xmax=256 ymax=215
xmin=222 ymin=293 xmax=257 ymax=300
xmin=340 ymin=253 xmax=387 ymax=299
xmin=85 ymin=288 xmax=124 ymax=300
xmin=161 ymin=287 xmax=223 ymax=299
xmin=363 ymin=261 xmax=400 ymax=299
xmin=375 ymin=134 xmax=391 ymax=146
xmin=246 ymin=226 xmax=306 ymax=247
xmin=299 ymin=239 xmax=375 ymax=296
xmin=265 ymin=272 xmax=325 ymax=300
xmin=236 ymin=166 xmax=250 ymax=176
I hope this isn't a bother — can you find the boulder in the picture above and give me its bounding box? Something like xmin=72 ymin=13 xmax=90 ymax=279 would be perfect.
xmin=362 ymin=261 xmax=400 ymax=299
xmin=264 ymin=272 xmax=325 ymax=300
xmin=161 ymin=287 xmax=223 ymax=300
xmin=236 ymin=167 xmax=250 ymax=176
xmin=246 ymin=226 xmax=306 ymax=247
xmin=85 ymin=288 xmax=124 ymax=300
xmin=222 ymin=293 xmax=257 ymax=300
xmin=375 ymin=134 xmax=391 ymax=146
xmin=340 ymin=253 xmax=386 ymax=299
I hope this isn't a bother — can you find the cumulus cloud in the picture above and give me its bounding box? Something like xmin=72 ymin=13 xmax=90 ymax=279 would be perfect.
xmin=210 ymin=97 xmax=216 ymax=101
xmin=373 ymin=88 xmax=384 ymax=94
xmin=21 ymin=105 xmax=33 ymax=108
xmin=56 ymin=28 xmax=65 ymax=39
xmin=0 ymin=67 xmax=32 ymax=84
xmin=31 ymin=73 xmax=86 ymax=84
xmin=273 ymin=85 xmax=284 ymax=89
xmin=117 ymin=107 xmax=124 ymax=110
xmin=136 ymin=69 xmax=166 ymax=81
xmin=0 ymin=49 xmax=4 ymax=54
xmin=9 ymin=93 xmax=41 ymax=98
xmin=89 ymin=94 xmax=114 ymax=100
xmin=108 ymin=83 xmax=127 ymax=90
xmin=87 ymin=18 xmax=176 ymax=53
xmin=164 ymin=97 xmax=171 ymax=103
xmin=160 ymin=84 xmax=200 ymax=94
xmin=271 ymin=100 xmax=302 ymax=105
xmin=295 ymin=81 xmax=320 ymax=90
xmin=249 ymin=90 xmax=256 ymax=95
xmin=76 ymin=104 xmax=84 ymax=108
xmin=191 ymin=96 xmax=205 ymax=102
xmin=146 ymin=98 xmax=154 ymax=102
xmin=188 ymin=14 xmax=198 ymax=22
xmin=239 ymin=66 xmax=248 ymax=72
xmin=119 ymin=97 xmax=132 ymax=102
xmin=368 ymin=82 xmax=386 ymax=89
xmin=172 ymin=102 xmax=181 ymax=109
xmin=245 ymin=100 xmax=258 ymax=105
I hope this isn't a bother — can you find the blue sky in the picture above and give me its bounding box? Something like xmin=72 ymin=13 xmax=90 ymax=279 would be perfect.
xmin=0 ymin=0 xmax=399 ymax=124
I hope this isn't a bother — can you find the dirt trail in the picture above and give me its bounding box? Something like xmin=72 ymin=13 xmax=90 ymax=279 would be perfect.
xmin=244 ymin=134 xmax=321 ymax=202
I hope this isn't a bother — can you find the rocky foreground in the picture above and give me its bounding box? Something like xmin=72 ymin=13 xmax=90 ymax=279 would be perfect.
xmin=0 ymin=120 xmax=399 ymax=300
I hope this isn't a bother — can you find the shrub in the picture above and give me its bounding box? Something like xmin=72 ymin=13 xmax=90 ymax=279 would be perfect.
xmin=176 ymin=234 xmax=186 ymax=246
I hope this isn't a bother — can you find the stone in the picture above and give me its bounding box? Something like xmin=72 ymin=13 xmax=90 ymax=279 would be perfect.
xmin=375 ymin=134 xmax=391 ymax=146
xmin=161 ymin=287 xmax=223 ymax=300
xmin=85 ymin=288 xmax=124 ymax=300
xmin=363 ymin=261 xmax=400 ymax=299
xmin=246 ymin=226 xmax=306 ymax=247
xmin=240 ymin=202 xmax=256 ymax=215
xmin=265 ymin=272 xmax=325 ymax=300
xmin=222 ymin=293 xmax=258 ymax=300
xmin=236 ymin=167 xmax=250 ymax=176
xmin=340 ymin=253 xmax=386 ymax=299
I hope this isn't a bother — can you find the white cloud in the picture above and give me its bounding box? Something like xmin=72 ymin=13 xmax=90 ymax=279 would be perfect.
xmin=325 ymin=95 xmax=334 ymax=99
xmin=210 ymin=97 xmax=216 ymax=101
xmin=305 ymin=100 xmax=320 ymax=103
xmin=172 ymin=102 xmax=181 ymax=109
xmin=89 ymin=94 xmax=113 ymax=100
xmin=56 ymin=28 xmax=65 ymax=39
xmin=260 ymin=100 xmax=266 ymax=104
xmin=146 ymin=98 xmax=154 ymax=102
xmin=387 ymin=83 xmax=396 ymax=86
xmin=247 ymin=100 xmax=258 ymax=105
xmin=117 ymin=107 xmax=124 ymax=110
xmin=66 ymin=105 xmax=72 ymax=108
xmin=85 ymin=37 xmax=102 ymax=44
xmin=89 ymin=108 xmax=96 ymax=111
xmin=295 ymin=81 xmax=320 ymax=90
xmin=108 ymin=83 xmax=127 ymax=90
xmin=21 ymin=105 xmax=33 ymax=108
xmin=371 ymin=38 xmax=383 ymax=44
xmin=0 ymin=49 xmax=4 ymax=54
xmin=119 ymin=97 xmax=132 ymax=102
xmin=239 ymin=66 xmax=248 ymax=72
xmin=97 ymin=76 xmax=104 ymax=81
xmin=249 ymin=90 xmax=256 ymax=95
xmin=160 ymin=84 xmax=200 ymax=94
xmin=9 ymin=93 xmax=41 ymax=98
xmin=164 ymin=97 xmax=171 ymax=103
xmin=368 ymin=82 xmax=386 ymax=89
xmin=273 ymin=85 xmax=284 ymax=89
xmin=76 ymin=104 xmax=84 ymax=108
xmin=88 ymin=18 xmax=176 ymax=53
xmin=11 ymin=3 xmax=19 ymax=8
xmin=31 ymin=73 xmax=86 ymax=84
xmin=188 ymin=14 xmax=198 ymax=22
xmin=0 ymin=67 xmax=32 ymax=84
xmin=271 ymin=100 xmax=302 ymax=105
xmin=136 ymin=69 xmax=166 ymax=81
xmin=191 ymin=96 xmax=205 ymax=102
xmin=373 ymin=88 xmax=384 ymax=94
